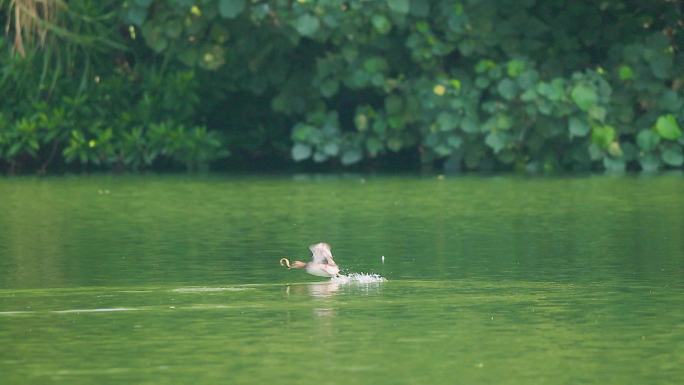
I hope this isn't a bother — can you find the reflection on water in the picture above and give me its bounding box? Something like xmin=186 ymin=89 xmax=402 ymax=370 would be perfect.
xmin=0 ymin=175 xmax=683 ymax=385
xmin=307 ymin=281 xmax=341 ymax=298
xmin=283 ymin=275 xmax=386 ymax=299
xmin=281 ymin=281 xmax=343 ymax=298
xmin=171 ymin=287 xmax=253 ymax=293
xmin=312 ymin=307 xmax=335 ymax=318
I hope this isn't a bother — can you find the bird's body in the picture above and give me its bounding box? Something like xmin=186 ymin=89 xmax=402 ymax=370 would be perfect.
xmin=280 ymin=242 xmax=341 ymax=278
xmin=305 ymin=261 xmax=340 ymax=277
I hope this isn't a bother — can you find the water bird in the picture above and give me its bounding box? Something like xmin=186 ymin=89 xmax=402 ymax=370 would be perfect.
xmin=280 ymin=242 xmax=341 ymax=278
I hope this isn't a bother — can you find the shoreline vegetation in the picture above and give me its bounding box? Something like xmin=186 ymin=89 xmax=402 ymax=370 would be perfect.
xmin=1 ymin=0 xmax=683 ymax=174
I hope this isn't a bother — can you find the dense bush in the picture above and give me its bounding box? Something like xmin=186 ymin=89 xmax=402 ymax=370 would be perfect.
xmin=1 ymin=0 xmax=683 ymax=173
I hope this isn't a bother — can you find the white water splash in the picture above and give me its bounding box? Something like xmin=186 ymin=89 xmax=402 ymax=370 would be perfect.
xmin=331 ymin=273 xmax=387 ymax=284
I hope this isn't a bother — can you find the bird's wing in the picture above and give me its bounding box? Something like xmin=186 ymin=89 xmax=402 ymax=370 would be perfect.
xmin=309 ymin=242 xmax=336 ymax=265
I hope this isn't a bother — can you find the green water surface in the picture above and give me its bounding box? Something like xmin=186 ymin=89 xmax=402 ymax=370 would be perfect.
xmin=1 ymin=175 xmax=683 ymax=385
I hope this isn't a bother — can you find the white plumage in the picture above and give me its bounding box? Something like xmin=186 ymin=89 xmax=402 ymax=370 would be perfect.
xmin=306 ymin=242 xmax=340 ymax=277
xmin=281 ymin=242 xmax=341 ymax=278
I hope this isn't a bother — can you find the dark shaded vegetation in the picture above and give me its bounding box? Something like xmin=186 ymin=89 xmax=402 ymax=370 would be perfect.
xmin=1 ymin=0 xmax=683 ymax=173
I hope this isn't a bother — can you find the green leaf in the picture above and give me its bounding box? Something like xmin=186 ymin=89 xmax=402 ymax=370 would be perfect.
xmin=366 ymin=137 xmax=383 ymax=155
xmin=568 ymin=117 xmax=589 ymax=137
xmin=388 ymin=0 xmax=410 ymax=14
xmin=658 ymin=90 xmax=684 ymax=113
xmin=385 ymin=95 xmax=403 ymax=115
xmin=178 ymin=48 xmax=198 ymax=66
xmin=475 ymin=60 xmax=496 ymax=74
xmin=648 ymin=51 xmax=672 ymax=79
xmin=475 ymin=76 xmax=490 ymax=89
xmin=387 ymin=115 xmax=403 ymax=130
xmin=29 ymin=138 xmax=40 ymax=151
xmin=636 ymin=130 xmax=660 ymax=152
xmin=436 ymin=112 xmax=457 ymax=131
xmin=295 ymin=14 xmax=320 ymax=37
xmin=461 ymin=118 xmax=478 ymax=133
xmin=639 ymin=154 xmax=660 ymax=172
xmin=363 ymin=57 xmax=387 ymax=74
xmin=354 ymin=114 xmax=368 ymax=131
xmin=312 ymin=151 xmax=327 ymax=162
xmin=620 ymin=141 xmax=638 ymax=161
xmin=164 ymin=20 xmax=183 ymax=38
xmin=548 ymin=78 xmax=566 ymax=101
xmin=485 ymin=132 xmax=507 ymax=153
xmin=497 ymin=149 xmax=515 ymax=164
xmin=142 ymin=25 xmax=168 ymax=53
xmin=387 ymin=138 xmax=402 ymax=152
xmin=607 ymin=141 xmax=623 ymax=157
xmin=661 ymin=145 xmax=684 ymax=166
xmin=447 ymin=135 xmax=463 ymax=148
xmin=588 ymin=143 xmax=603 ymax=160
xmin=659 ymin=91 xmax=683 ymax=112
xmin=292 ymin=143 xmax=312 ymax=161
xmin=603 ymin=157 xmax=625 ymax=172
xmin=320 ymin=79 xmax=339 ymax=98
xmin=497 ymin=78 xmax=516 ymax=100
xmin=341 ymin=148 xmax=363 ymax=165
xmin=520 ymin=89 xmax=537 ymax=102
xmin=495 ymin=114 xmax=512 ymax=130
xmin=570 ymin=83 xmax=597 ymax=111
xmin=323 ymin=143 xmax=339 ymax=156
xmin=591 ymin=125 xmax=616 ymax=149
xmin=126 ymin=6 xmax=148 ymax=26
xmin=618 ymin=65 xmax=634 ymax=80
xmin=507 ymin=60 xmax=525 ymax=78
xmin=536 ymin=82 xmax=551 ymax=97
xmin=371 ymin=14 xmax=391 ymax=34
xmin=218 ymin=0 xmax=245 ymax=19
xmin=434 ymin=145 xmax=452 ymax=156
xmin=489 ymin=66 xmax=503 ymax=80
xmin=655 ymin=114 xmax=682 ymax=140
xmin=517 ymin=70 xmax=539 ymax=89
xmin=8 ymin=142 xmax=22 ymax=157
xmin=409 ymin=0 xmax=430 ymax=17
xmin=588 ymin=106 xmax=606 ymax=122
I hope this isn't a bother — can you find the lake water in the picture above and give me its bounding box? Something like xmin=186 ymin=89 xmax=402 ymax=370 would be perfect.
xmin=1 ymin=174 xmax=683 ymax=385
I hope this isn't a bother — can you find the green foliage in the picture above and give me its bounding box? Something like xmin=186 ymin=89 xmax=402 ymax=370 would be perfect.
xmin=661 ymin=144 xmax=683 ymax=167
xmin=218 ymin=0 xmax=245 ymax=19
xmin=571 ymin=84 xmax=599 ymax=111
xmin=637 ymin=130 xmax=660 ymax=152
xmin=2 ymin=0 xmax=684 ymax=173
xmin=0 ymin=34 xmax=228 ymax=172
xmin=655 ymin=114 xmax=682 ymax=140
